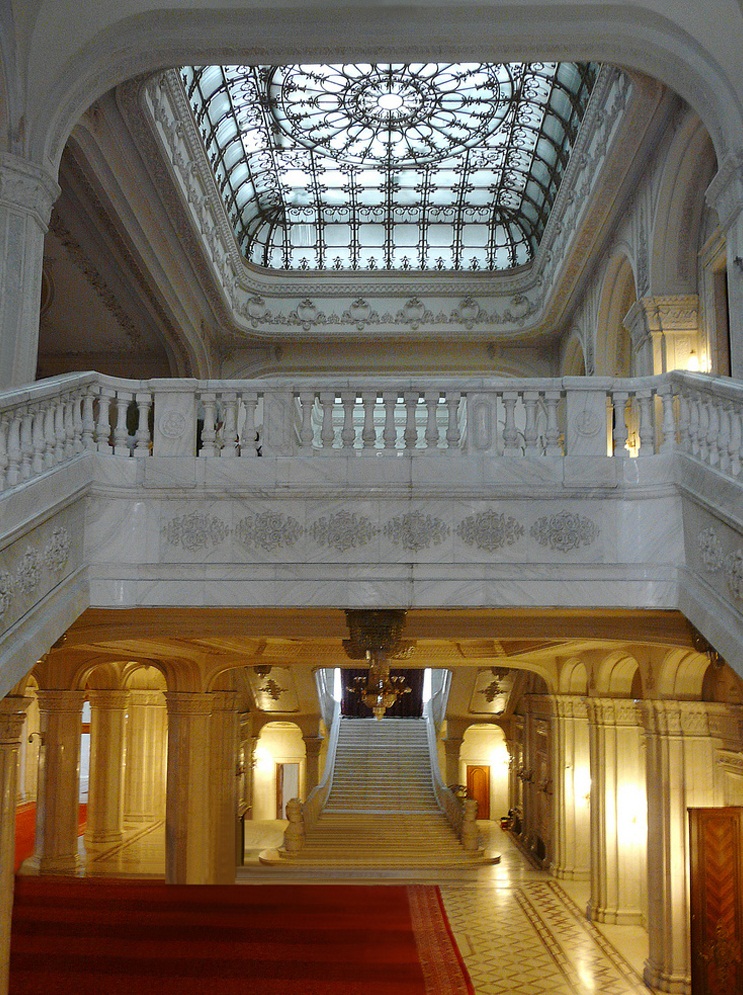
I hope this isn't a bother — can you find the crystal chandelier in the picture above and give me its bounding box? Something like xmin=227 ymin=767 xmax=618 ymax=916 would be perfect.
xmin=343 ymin=609 xmax=413 ymax=719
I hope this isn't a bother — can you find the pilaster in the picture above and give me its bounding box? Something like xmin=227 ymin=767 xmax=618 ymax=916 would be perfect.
xmin=30 ymin=689 xmax=86 ymax=875
xmin=0 ymin=153 xmax=59 ymax=388
xmin=443 ymin=736 xmax=463 ymax=787
xmin=586 ymin=697 xmax=647 ymax=926
xmin=706 ymin=150 xmax=743 ymax=377
xmin=639 ymin=699 xmax=728 ymax=994
xmin=549 ymin=695 xmax=591 ymax=881
xmin=209 ymin=690 xmax=238 ymax=885
xmin=303 ymin=734 xmax=324 ymax=795
xmin=123 ymin=690 xmax=167 ymax=823
xmin=85 ymin=690 xmax=129 ymax=847
xmin=0 ymin=696 xmax=31 ymax=995
xmin=165 ymin=692 xmax=213 ymax=884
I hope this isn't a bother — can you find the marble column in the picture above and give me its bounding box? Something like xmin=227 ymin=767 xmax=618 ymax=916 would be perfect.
xmin=586 ymin=698 xmax=647 ymax=925
xmin=549 ymin=695 xmax=591 ymax=881
xmin=640 ymin=700 xmax=727 ymax=994
xmin=0 ymin=696 xmax=31 ymax=995
xmin=706 ymin=150 xmax=743 ymax=378
xmin=209 ymin=691 xmax=238 ymax=885
xmin=303 ymin=735 xmax=324 ymax=795
xmin=30 ymin=689 xmax=86 ymax=874
xmin=123 ymin=690 xmax=167 ymax=823
xmin=0 ymin=153 xmax=59 ymax=388
xmin=165 ymin=692 xmax=213 ymax=884
xmin=85 ymin=690 xmax=129 ymax=847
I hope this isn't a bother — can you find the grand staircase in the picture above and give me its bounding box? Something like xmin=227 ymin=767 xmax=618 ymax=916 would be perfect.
xmin=273 ymin=717 xmax=480 ymax=869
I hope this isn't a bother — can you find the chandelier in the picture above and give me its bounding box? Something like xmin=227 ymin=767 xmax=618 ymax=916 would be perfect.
xmin=343 ymin=609 xmax=414 ymax=719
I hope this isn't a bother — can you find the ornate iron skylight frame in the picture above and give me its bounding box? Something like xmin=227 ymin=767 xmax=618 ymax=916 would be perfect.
xmin=181 ymin=61 xmax=598 ymax=274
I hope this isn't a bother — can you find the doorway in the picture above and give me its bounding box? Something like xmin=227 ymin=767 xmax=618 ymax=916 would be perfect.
xmin=466 ymin=764 xmax=490 ymax=820
xmin=276 ymin=762 xmax=300 ymax=819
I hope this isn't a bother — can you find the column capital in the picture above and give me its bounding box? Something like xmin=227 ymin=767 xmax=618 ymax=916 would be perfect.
xmin=164 ymin=691 xmax=213 ymax=717
xmin=302 ymin=735 xmax=324 ymax=758
xmin=35 ymin=688 xmax=86 ymax=714
xmin=0 ymin=695 xmax=31 ymax=743
xmin=87 ymin=689 xmax=130 ymax=711
xmin=639 ymin=698 xmax=731 ymax=738
xmin=0 ymin=152 xmax=59 ymax=228
xmin=586 ymin=697 xmax=641 ymax=728
xmin=548 ymin=694 xmax=588 ymax=719
xmin=706 ymin=149 xmax=743 ymax=231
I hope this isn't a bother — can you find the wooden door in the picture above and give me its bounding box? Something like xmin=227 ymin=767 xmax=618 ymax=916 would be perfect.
xmin=466 ymin=765 xmax=490 ymax=820
xmin=689 ymin=807 xmax=743 ymax=994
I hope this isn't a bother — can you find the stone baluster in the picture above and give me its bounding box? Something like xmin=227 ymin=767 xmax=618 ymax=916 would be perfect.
xmin=199 ymin=392 xmax=217 ymax=457
xmin=522 ymin=391 xmax=539 ymax=453
xmin=72 ymin=390 xmax=84 ymax=453
xmin=383 ymin=390 xmax=398 ymax=448
xmin=424 ymin=390 xmax=440 ymax=451
xmin=0 ymin=696 xmax=31 ymax=995
xmin=502 ymin=392 xmax=520 ymax=453
xmin=697 ymin=393 xmax=710 ymax=462
xmin=81 ymin=389 xmax=96 ymax=452
xmin=543 ymin=390 xmax=563 ymax=455
xmin=5 ymin=410 xmax=21 ymax=486
xmin=239 ymin=390 xmax=259 ymax=456
xmin=340 ymin=390 xmax=356 ymax=449
xmin=403 ymin=390 xmax=419 ymax=449
xmin=42 ymin=401 xmax=55 ymax=469
xmin=0 ymin=417 xmax=8 ymax=489
xmin=111 ymin=393 xmax=130 ymax=455
xmin=657 ymin=383 xmax=677 ymax=454
xmin=729 ymin=400 xmax=742 ymax=476
xmin=586 ymin=697 xmax=646 ymax=925
xmin=95 ymin=386 xmax=114 ymax=453
xmin=319 ymin=391 xmax=335 ymax=450
xmin=686 ymin=389 xmax=701 ymax=456
xmin=718 ymin=400 xmax=732 ymax=474
xmin=611 ymin=389 xmax=629 ymax=457
xmin=31 ymin=689 xmax=86 ymax=874
xmin=675 ymin=388 xmax=690 ymax=452
xmin=445 ymin=390 xmax=461 ymax=449
xmin=636 ymin=388 xmax=655 ymax=456
xmin=165 ymin=692 xmax=213 ymax=883
xmin=85 ymin=690 xmax=129 ymax=847
xmin=31 ymin=404 xmax=45 ymax=475
xmin=134 ymin=391 xmax=152 ymax=456
xmin=219 ymin=392 xmax=238 ymax=457
xmin=297 ymin=391 xmax=314 ymax=451
xmin=19 ymin=406 xmax=33 ymax=479
xmin=63 ymin=392 xmax=77 ymax=457
xmin=361 ymin=391 xmax=377 ymax=448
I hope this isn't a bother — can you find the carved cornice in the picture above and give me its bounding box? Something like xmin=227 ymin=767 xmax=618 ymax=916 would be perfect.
xmin=586 ymin=697 xmax=641 ymax=728
xmin=705 ymin=149 xmax=743 ymax=230
xmin=639 ymin=699 xmax=734 ymax=738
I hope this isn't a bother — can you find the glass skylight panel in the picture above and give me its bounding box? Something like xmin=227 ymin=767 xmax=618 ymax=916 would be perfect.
xmin=182 ymin=61 xmax=597 ymax=273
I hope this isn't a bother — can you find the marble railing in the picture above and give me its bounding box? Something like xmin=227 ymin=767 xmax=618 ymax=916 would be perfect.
xmin=424 ymin=701 xmax=465 ymax=839
xmin=0 ymin=371 xmax=741 ymax=493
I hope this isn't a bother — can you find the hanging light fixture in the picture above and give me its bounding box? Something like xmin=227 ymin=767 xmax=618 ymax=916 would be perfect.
xmin=343 ymin=609 xmax=414 ymax=719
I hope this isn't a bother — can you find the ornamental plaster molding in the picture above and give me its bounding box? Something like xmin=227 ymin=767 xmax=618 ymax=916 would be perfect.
xmin=717 ymin=749 xmax=743 ymax=777
xmin=698 ymin=526 xmax=724 ymax=573
xmin=383 ymin=511 xmax=450 ymax=551
xmin=530 ymin=511 xmax=599 ymax=552
xmin=551 ymin=695 xmax=589 ymax=720
xmin=456 ymin=510 xmax=524 ymax=552
xmin=725 ymin=549 xmax=743 ymax=603
xmin=0 ymin=153 xmax=60 ymax=227
xmin=705 ymin=149 xmax=743 ymax=230
xmin=162 ymin=512 xmax=230 ymax=551
xmin=307 ymin=511 xmax=379 ymax=552
xmin=234 ymin=512 xmax=303 ymax=551
xmin=135 ymin=64 xmax=633 ymax=341
xmin=639 ymin=699 xmax=726 ymax=738
xmin=0 ymin=524 xmax=74 ymax=628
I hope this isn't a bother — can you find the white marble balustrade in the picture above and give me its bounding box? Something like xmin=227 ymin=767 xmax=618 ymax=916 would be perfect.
xmin=0 ymin=372 xmax=740 ymax=493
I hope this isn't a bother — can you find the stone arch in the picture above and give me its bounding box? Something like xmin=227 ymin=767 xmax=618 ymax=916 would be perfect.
xmin=17 ymin=5 xmax=740 ymax=174
xmin=460 ymin=721 xmax=510 ymax=821
xmin=650 ymin=110 xmax=717 ymax=297
xmin=561 ymin=330 xmax=586 ymax=376
xmin=595 ymin=252 xmax=637 ymax=376
xmin=557 ymin=658 xmax=589 ymax=694
xmin=655 ymin=648 xmax=709 ymax=698
xmin=594 ymin=650 xmax=640 ymax=697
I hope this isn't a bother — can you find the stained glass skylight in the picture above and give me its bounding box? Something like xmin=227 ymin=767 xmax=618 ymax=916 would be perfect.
xmin=181 ymin=61 xmax=598 ymax=273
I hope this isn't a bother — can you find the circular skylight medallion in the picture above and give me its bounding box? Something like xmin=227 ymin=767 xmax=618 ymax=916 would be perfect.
xmin=271 ymin=63 xmax=515 ymax=166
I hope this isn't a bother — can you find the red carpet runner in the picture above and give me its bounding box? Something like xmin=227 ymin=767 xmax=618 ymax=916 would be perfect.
xmin=9 ymin=879 xmax=474 ymax=995
xmin=13 ymin=803 xmax=87 ymax=872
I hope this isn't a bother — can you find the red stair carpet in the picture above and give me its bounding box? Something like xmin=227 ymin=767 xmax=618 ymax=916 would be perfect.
xmin=13 ymin=803 xmax=87 ymax=872
xmin=9 ymin=879 xmax=474 ymax=995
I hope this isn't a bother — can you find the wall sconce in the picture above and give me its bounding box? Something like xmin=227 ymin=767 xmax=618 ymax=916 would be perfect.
xmin=28 ymin=731 xmax=44 ymax=746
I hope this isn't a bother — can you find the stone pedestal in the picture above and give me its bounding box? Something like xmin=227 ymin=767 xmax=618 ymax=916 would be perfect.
xmin=640 ymin=701 xmax=727 ymax=994
xmin=549 ymin=696 xmax=591 ymax=881
xmin=303 ymin=735 xmax=324 ymax=795
xmin=586 ymin=698 xmax=647 ymax=925
xmin=0 ymin=696 xmax=31 ymax=995
xmin=165 ymin=692 xmax=213 ymax=884
xmin=443 ymin=736 xmax=463 ymax=787
xmin=209 ymin=691 xmax=238 ymax=885
xmin=85 ymin=690 xmax=129 ymax=846
xmin=0 ymin=153 xmax=59 ymax=388
xmin=31 ymin=689 xmax=86 ymax=875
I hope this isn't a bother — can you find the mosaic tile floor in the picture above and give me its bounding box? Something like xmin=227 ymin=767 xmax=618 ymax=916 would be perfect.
xmin=71 ymin=821 xmax=657 ymax=995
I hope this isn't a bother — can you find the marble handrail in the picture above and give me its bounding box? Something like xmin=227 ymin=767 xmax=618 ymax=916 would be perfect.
xmin=423 ymin=700 xmax=465 ymax=839
xmin=0 ymin=371 xmax=740 ymax=492
xmin=301 ymin=700 xmax=341 ymax=836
